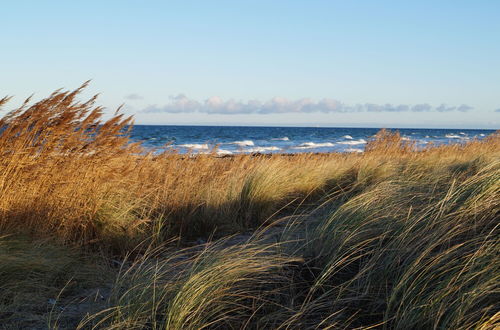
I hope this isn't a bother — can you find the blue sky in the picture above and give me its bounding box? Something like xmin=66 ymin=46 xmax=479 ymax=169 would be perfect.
xmin=1 ymin=1 xmax=499 ymax=128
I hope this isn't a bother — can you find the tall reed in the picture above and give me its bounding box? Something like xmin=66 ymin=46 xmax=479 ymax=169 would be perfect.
xmin=0 ymin=85 xmax=498 ymax=328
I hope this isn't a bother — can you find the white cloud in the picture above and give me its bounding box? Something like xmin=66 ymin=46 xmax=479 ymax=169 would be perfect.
xmin=142 ymin=95 xmax=474 ymax=114
xmin=411 ymin=104 xmax=432 ymax=112
xmin=435 ymin=104 xmax=457 ymax=112
xmin=457 ymin=104 xmax=473 ymax=112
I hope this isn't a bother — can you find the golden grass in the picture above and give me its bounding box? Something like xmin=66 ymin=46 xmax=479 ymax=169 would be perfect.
xmin=0 ymin=85 xmax=499 ymax=328
xmin=0 ymin=84 xmax=357 ymax=247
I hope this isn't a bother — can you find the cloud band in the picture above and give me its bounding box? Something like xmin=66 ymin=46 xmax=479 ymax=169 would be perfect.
xmin=143 ymin=94 xmax=474 ymax=115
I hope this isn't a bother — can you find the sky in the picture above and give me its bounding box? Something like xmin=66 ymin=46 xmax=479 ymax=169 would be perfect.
xmin=1 ymin=0 xmax=499 ymax=129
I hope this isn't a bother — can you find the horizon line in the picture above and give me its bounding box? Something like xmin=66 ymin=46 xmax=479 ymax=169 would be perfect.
xmin=130 ymin=123 xmax=498 ymax=131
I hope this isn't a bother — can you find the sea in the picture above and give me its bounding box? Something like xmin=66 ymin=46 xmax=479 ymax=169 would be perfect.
xmin=129 ymin=126 xmax=497 ymax=155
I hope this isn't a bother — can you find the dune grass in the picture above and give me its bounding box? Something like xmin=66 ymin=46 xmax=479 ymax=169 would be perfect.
xmin=0 ymin=85 xmax=498 ymax=328
xmin=0 ymin=235 xmax=112 ymax=328
xmin=0 ymin=84 xmax=360 ymax=248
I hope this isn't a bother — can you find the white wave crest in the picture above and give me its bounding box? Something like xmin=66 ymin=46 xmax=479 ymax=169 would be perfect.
xmin=295 ymin=142 xmax=336 ymax=149
xmin=342 ymin=135 xmax=353 ymax=140
xmin=345 ymin=148 xmax=363 ymax=153
xmin=228 ymin=140 xmax=255 ymax=146
xmin=337 ymin=139 xmax=367 ymax=145
xmin=445 ymin=134 xmax=462 ymax=139
xmin=216 ymin=149 xmax=233 ymax=155
xmin=271 ymin=137 xmax=290 ymax=141
xmin=245 ymin=146 xmax=281 ymax=153
xmin=178 ymin=143 xmax=209 ymax=149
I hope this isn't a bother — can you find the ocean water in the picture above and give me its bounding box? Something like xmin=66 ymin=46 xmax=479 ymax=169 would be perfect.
xmin=130 ymin=125 xmax=496 ymax=155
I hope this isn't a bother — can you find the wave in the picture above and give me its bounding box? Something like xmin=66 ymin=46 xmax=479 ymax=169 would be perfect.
xmin=342 ymin=135 xmax=353 ymax=140
xmin=245 ymin=146 xmax=281 ymax=153
xmin=227 ymin=140 xmax=255 ymax=146
xmin=445 ymin=134 xmax=462 ymax=139
xmin=216 ymin=148 xmax=233 ymax=155
xmin=178 ymin=143 xmax=209 ymax=149
xmin=337 ymin=139 xmax=367 ymax=145
xmin=295 ymin=142 xmax=336 ymax=149
xmin=271 ymin=137 xmax=290 ymax=141
xmin=345 ymin=148 xmax=363 ymax=153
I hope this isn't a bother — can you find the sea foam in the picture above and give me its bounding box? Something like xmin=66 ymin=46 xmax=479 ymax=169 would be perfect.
xmin=228 ymin=140 xmax=255 ymax=146
xmin=337 ymin=139 xmax=367 ymax=145
xmin=295 ymin=142 xmax=336 ymax=149
xmin=445 ymin=134 xmax=462 ymax=139
xmin=216 ymin=149 xmax=233 ymax=155
xmin=245 ymin=146 xmax=281 ymax=153
xmin=178 ymin=143 xmax=209 ymax=149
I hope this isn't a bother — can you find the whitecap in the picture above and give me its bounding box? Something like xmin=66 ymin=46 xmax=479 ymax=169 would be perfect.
xmin=445 ymin=134 xmax=462 ymax=139
xmin=271 ymin=137 xmax=290 ymax=141
xmin=337 ymin=139 xmax=367 ymax=145
xmin=342 ymin=135 xmax=353 ymax=140
xmin=227 ymin=140 xmax=255 ymax=146
xmin=178 ymin=143 xmax=209 ymax=149
xmin=216 ymin=149 xmax=233 ymax=155
xmin=295 ymin=142 xmax=336 ymax=149
xmin=479 ymin=134 xmax=485 ymax=137
xmin=245 ymin=146 xmax=281 ymax=153
xmin=345 ymin=148 xmax=363 ymax=153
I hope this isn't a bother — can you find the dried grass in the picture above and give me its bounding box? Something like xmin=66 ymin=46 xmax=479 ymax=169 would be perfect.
xmin=0 ymin=85 xmax=499 ymax=329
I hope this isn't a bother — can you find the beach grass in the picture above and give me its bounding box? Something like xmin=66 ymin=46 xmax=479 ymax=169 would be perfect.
xmin=0 ymin=85 xmax=498 ymax=328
